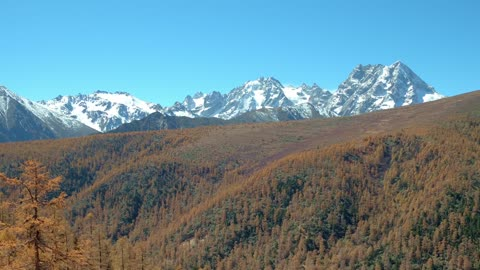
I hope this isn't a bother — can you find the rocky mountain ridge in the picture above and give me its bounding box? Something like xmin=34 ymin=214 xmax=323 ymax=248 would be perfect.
xmin=0 ymin=86 xmax=96 ymax=142
xmin=7 ymin=61 xmax=444 ymax=135
xmin=163 ymin=61 xmax=443 ymax=121
xmin=40 ymin=90 xmax=162 ymax=132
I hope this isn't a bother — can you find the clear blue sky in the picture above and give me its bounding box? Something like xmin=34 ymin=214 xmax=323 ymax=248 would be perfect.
xmin=0 ymin=0 xmax=478 ymax=106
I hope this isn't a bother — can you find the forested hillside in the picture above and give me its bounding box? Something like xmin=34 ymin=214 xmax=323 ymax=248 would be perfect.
xmin=151 ymin=118 xmax=480 ymax=269
xmin=0 ymin=91 xmax=479 ymax=269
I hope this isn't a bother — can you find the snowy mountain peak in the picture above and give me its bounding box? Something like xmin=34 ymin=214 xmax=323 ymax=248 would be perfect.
xmin=164 ymin=62 xmax=441 ymax=121
xmin=0 ymin=86 xmax=15 ymax=119
xmin=311 ymin=83 xmax=323 ymax=90
xmin=0 ymin=85 xmax=10 ymax=94
xmin=1 ymin=86 xmax=80 ymax=128
xmin=192 ymin=92 xmax=205 ymax=99
xmin=41 ymin=90 xmax=162 ymax=132
xmin=23 ymin=61 xmax=445 ymax=135
xmin=165 ymin=77 xmax=333 ymax=120
xmin=391 ymin=60 xmax=407 ymax=68
xmin=0 ymin=86 xmax=95 ymax=142
xmin=248 ymin=76 xmax=283 ymax=86
xmin=327 ymin=61 xmax=444 ymax=116
xmin=213 ymin=77 xmax=291 ymax=119
xmin=0 ymin=85 xmax=21 ymax=100
xmin=114 ymin=91 xmax=131 ymax=95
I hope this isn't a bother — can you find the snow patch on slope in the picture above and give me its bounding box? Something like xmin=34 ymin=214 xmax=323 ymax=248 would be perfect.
xmin=423 ymin=92 xmax=445 ymax=102
xmin=21 ymin=97 xmax=83 ymax=128
xmin=0 ymin=86 xmax=82 ymax=129
xmin=283 ymin=86 xmax=311 ymax=104
xmin=0 ymin=86 xmax=12 ymax=119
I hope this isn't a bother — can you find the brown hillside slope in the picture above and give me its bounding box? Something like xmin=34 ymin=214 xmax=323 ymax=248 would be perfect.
xmin=0 ymin=90 xmax=478 ymax=175
xmin=0 ymin=90 xmax=479 ymax=269
xmin=152 ymin=117 xmax=480 ymax=269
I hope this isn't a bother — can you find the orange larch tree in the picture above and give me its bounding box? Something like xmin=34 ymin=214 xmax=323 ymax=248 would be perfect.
xmin=0 ymin=160 xmax=87 ymax=270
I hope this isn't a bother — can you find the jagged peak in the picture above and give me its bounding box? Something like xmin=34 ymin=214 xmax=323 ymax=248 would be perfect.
xmin=0 ymin=85 xmax=12 ymax=94
xmin=94 ymin=90 xmax=109 ymax=94
xmin=0 ymin=85 xmax=11 ymax=95
xmin=353 ymin=63 xmax=376 ymax=71
xmin=311 ymin=83 xmax=324 ymax=90
xmin=263 ymin=77 xmax=282 ymax=85
xmin=114 ymin=91 xmax=131 ymax=96
xmin=296 ymin=83 xmax=326 ymax=92
xmin=245 ymin=76 xmax=282 ymax=86
xmin=348 ymin=61 xmax=418 ymax=82
xmin=389 ymin=61 xmax=414 ymax=72
xmin=350 ymin=63 xmax=383 ymax=77
xmin=173 ymin=101 xmax=184 ymax=107
xmin=92 ymin=90 xmax=132 ymax=96
xmin=182 ymin=95 xmax=195 ymax=107
xmin=0 ymin=85 xmax=22 ymax=100
xmin=209 ymin=90 xmax=224 ymax=96
xmin=299 ymin=83 xmax=309 ymax=88
xmin=391 ymin=60 xmax=406 ymax=67
xmin=192 ymin=92 xmax=205 ymax=99
xmin=53 ymin=95 xmax=64 ymax=101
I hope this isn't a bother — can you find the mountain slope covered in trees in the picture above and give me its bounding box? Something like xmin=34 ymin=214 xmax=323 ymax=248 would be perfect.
xmin=0 ymin=90 xmax=479 ymax=269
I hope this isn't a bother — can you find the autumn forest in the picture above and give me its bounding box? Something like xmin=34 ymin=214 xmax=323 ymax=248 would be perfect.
xmin=1 ymin=91 xmax=480 ymax=269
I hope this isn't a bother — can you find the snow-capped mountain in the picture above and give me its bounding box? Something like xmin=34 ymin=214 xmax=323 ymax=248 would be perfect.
xmin=0 ymin=86 xmax=96 ymax=142
xmin=164 ymin=61 xmax=443 ymax=121
xmin=164 ymin=91 xmax=227 ymax=118
xmin=11 ymin=60 xmax=444 ymax=137
xmin=217 ymin=77 xmax=293 ymax=119
xmin=283 ymin=83 xmax=333 ymax=116
xmin=41 ymin=91 xmax=162 ymax=132
xmin=326 ymin=61 xmax=444 ymax=116
xmin=164 ymin=77 xmax=332 ymax=120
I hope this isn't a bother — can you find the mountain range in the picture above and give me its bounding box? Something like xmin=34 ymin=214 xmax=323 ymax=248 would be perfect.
xmin=40 ymin=91 xmax=162 ymax=132
xmin=162 ymin=61 xmax=442 ymax=120
xmin=0 ymin=61 xmax=444 ymax=141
